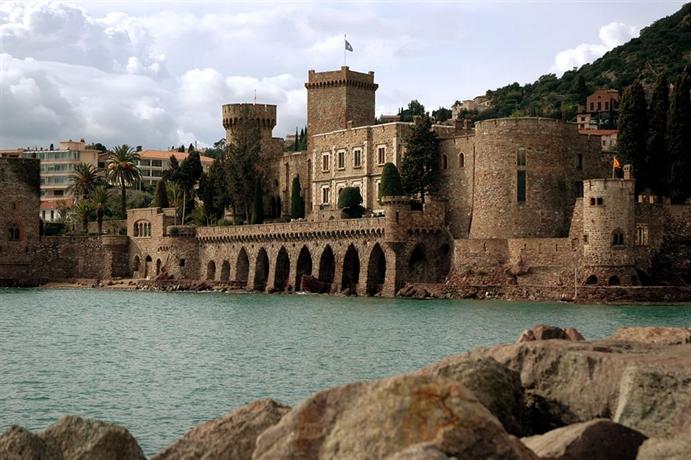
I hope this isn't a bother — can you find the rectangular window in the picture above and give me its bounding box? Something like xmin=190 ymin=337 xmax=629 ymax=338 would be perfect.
xmin=322 ymin=153 xmax=330 ymax=172
xmin=597 ymin=102 xmax=602 ymax=111
xmin=517 ymin=148 xmax=526 ymax=166
xmin=604 ymin=101 xmax=609 ymax=110
xmin=353 ymin=148 xmax=362 ymax=168
xmin=597 ymin=197 xmax=604 ymax=206
xmin=337 ymin=150 xmax=345 ymax=169
xmin=574 ymin=181 xmax=583 ymax=198
xmin=517 ymin=170 xmax=526 ymax=203
xmin=151 ymin=160 xmax=163 ymax=167
xmin=377 ymin=146 xmax=386 ymax=165
xmin=590 ymin=102 xmax=594 ymax=112
xmin=576 ymin=154 xmax=583 ymax=170
xmin=375 ymin=180 xmax=381 ymax=202
xmin=321 ymin=186 xmax=330 ymax=204
xmin=635 ymin=224 xmax=649 ymax=246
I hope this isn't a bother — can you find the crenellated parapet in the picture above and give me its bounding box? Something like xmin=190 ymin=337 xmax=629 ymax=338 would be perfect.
xmin=222 ymin=103 xmax=277 ymax=145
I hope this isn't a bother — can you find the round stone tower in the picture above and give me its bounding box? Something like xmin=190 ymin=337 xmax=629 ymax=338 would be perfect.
xmin=580 ymin=165 xmax=637 ymax=286
xmin=222 ymin=103 xmax=276 ymax=146
xmin=469 ymin=117 xmax=596 ymax=239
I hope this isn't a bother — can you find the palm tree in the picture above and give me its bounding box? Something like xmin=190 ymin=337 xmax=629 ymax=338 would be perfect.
xmin=89 ymin=186 xmax=110 ymax=234
xmin=73 ymin=200 xmax=92 ymax=234
xmin=106 ymin=145 xmax=141 ymax=218
xmin=68 ymin=163 xmax=101 ymax=201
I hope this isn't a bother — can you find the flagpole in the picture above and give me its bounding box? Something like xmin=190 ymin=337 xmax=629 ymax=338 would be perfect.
xmin=344 ymin=34 xmax=346 ymax=67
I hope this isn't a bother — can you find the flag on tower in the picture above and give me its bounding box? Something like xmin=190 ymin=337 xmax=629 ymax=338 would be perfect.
xmin=345 ymin=39 xmax=353 ymax=52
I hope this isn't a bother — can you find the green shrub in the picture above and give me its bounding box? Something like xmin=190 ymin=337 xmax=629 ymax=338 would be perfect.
xmin=338 ymin=187 xmax=365 ymax=219
xmin=380 ymin=162 xmax=404 ymax=199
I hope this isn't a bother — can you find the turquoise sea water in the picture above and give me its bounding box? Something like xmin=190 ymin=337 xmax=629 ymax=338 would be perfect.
xmin=1 ymin=288 xmax=690 ymax=454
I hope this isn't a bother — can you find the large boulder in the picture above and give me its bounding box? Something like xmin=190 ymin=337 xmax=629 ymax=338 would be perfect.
xmin=152 ymin=399 xmax=290 ymax=460
xmin=466 ymin=339 xmax=691 ymax=437
xmin=517 ymin=324 xmax=585 ymax=343
xmin=384 ymin=443 xmax=453 ymax=460
xmin=0 ymin=426 xmax=61 ymax=460
xmin=607 ymin=327 xmax=691 ymax=345
xmin=39 ymin=415 xmax=145 ymax=460
xmin=252 ymin=374 xmax=537 ymax=460
xmin=636 ymin=437 xmax=691 ymax=460
xmin=418 ymin=356 xmax=526 ymax=435
xmin=522 ymin=419 xmax=647 ymax=460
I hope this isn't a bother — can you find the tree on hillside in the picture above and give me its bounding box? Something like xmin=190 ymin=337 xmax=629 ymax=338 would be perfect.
xmin=667 ymin=69 xmax=691 ymax=203
xmin=177 ymin=151 xmax=203 ymax=223
xmin=290 ymin=176 xmax=305 ymax=219
xmin=337 ymin=186 xmax=365 ymax=219
xmin=379 ymin=162 xmax=404 ymax=200
xmin=573 ymin=75 xmax=589 ymax=102
xmin=89 ymin=185 xmax=110 ymax=234
xmin=250 ymin=178 xmax=264 ymax=224
xmin=647 ymin=72 xmax=670 ymax=196
xmin=153 ymin=177 xmax=170 ymax=208
xmin=106 ymin=145 xmax=141 ymax=218
xmin=226 ymin=106 xmax=263 ymax=222
xmin=400 ymin=116 xmax=440 ymax=203
xmin=188 ymin=143 xmax=195 ymax=153
xmin=177 ymin=145 xmax=185 ymax=152
xmin=432 ymin=107 xmax=452 ymax=123
xmin=399 ymin=100 xmax=426 ymax=122
xmin=617 ymin=81 xmax=648 ymax=190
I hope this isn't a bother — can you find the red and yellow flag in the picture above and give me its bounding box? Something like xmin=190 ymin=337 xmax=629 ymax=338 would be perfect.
xmin=613 ymin=157 xmax=622 ymax=169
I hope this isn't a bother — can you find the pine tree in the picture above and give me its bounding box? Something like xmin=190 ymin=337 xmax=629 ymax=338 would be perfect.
xmin=573 ymin=75 xmax=589 ymax=102
xmin=153 ymin=177 xmax=170 ymax=208
xmin=667 ymin=69 xmax=691 ymax=203
xmin=250 ymin=178 xmax=264 ymax=224
xmin=647 ymin=73 xmax=670 ymax=196
xmin=379 ymin=162 xmax=404 ymax=199
xmin=290 ymin=176 xmax=305 ymax=219
xmin=188 ymin=143 xmax=195 ymax=153
xmin=400 ymin=116 xmax=440 ymax=202
xmin=617 ymin=81 xmax=648 ymax=191
xmin=177 ymin=145 xmax=185 ymax=152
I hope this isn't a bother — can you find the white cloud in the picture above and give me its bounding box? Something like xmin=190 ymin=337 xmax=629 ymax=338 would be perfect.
xmin=553 ymin=22 xmax=639 ymax=74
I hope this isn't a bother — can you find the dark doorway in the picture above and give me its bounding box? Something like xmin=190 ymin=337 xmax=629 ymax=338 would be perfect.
xmin=295 ymin=246 xmax=313 ymax=290
xmin=366 ymin=244 xmax=386 ymax=296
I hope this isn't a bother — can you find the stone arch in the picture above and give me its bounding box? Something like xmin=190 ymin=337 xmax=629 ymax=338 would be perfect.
xmin=366 ymin=243 xmax=386 ymax=296
xmin=132 ymin=255 xmax=141 ymax=276
xmin=274 ymin=247 xmax=290 ymax=292
xmin=436 ymin=243 xmax=452 ymax=280
xmin=253 ymin=248 xmax=269 ymax=291
xmin=585 ymin=274 xmax=598 ymax=285
xmin=408 ymin=243 xmax=429 ymax=283
xmin=319 ymin=245 xmax=335 ymax=285
xmin=608 ymin=275 xmax=620 ymax=286
xmin=156 ymin=259 xmax=162 ymax=276
xmin=206 ymin=260 xmax=216 ymax=281
xmin=144 ymin=255 xmax=152 ymax=278
xmin=236 ymin=248 xmax=249 ymax=286
xmin=295 ymin=246 xmax=313 ymax=291
xmin=341 ymin=244 xmax=360 ymax=293
xmin=220 ymin=260 xmax=230 ymax=282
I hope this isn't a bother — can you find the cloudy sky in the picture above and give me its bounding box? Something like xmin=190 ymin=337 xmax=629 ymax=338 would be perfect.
xmin=0 ymin=1 xmax=684 ymax=150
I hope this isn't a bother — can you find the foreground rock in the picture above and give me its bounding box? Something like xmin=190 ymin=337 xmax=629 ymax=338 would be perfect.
xmin=252 ymin=374 xmax=537 ymax=460
xmin=636 ymin=437 xmax=691 ymax=460
xmin=522 ymin=419 xmax=647 ymax=460
xmin=463 ymin=327 xmax=691 ymax=438
xmin=418 ymin=356 xmax=526 ymax=435
xmin=0 ymin=415 xmax=145 ymax=460
xmin=608 ymin=326 xmax=691 ymax=345
xmin=517 ymin=324 xmax=585 ymax=342
xmin=152 ymin=399 xmax=290 ymax=460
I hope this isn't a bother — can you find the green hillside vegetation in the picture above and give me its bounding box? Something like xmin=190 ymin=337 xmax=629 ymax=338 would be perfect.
xmin=465 ymin=3 xmax=691 ymax=122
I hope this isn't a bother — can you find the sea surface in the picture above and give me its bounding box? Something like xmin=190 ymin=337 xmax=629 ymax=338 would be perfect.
xmin=1 ymin=288 xmax=690 ymax=454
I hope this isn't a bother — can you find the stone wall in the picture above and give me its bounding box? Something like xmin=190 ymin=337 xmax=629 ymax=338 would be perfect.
xmin=438 ymin=134 xmax=475 ymax=238
xmin=468 ymin=118 xmax=605 ymax=239
xmin=0 ymin=158 xmax=40 ymax=284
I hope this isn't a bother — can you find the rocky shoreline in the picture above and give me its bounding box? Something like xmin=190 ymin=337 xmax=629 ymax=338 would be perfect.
xmin=33 ymin=278 xmax=691 ymax=304
xmin=3 ymin=325 xmax=691 ymax=459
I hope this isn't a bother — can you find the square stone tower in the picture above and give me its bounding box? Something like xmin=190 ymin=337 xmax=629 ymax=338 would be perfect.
xmin=305 ymin=67 xmax=378 ymax=141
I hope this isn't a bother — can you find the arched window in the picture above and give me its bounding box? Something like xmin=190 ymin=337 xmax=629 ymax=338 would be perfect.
xmin=612 ymin=229 xmax=624 ymax=247
xmin=585 ymin=274 xmax=598 ymax=285
xmin=134 ymin=220 xmax=151 ymax=238
xmin=458 ymin=153 xmax=465 ymax=168
xmin=7 ymin=224 xmax=20 ymax=241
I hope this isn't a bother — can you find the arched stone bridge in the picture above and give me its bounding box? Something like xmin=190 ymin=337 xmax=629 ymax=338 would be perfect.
xmin=195 ymin=215 xmax=451 ymax=296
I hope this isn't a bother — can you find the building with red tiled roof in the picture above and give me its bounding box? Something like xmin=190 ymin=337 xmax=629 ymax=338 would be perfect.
xmin=579 ymin=129 xmax=618 ymax=152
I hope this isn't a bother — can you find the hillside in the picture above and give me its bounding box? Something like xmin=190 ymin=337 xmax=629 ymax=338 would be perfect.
xmin=472 ymin=3 xmax=691 ymax=121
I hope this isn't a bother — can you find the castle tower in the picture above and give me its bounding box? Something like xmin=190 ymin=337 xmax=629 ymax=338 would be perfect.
xmin=580 ymin=165 xmax=638 ymax=286
xmin=222 ymin=103 xmax=277 ymax=147
xmin=305 ymin=66 xmax=378 ymax=143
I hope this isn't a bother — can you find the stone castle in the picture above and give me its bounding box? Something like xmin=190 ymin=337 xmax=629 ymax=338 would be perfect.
xmin=1 ymin=67 xmax=690 ymax=299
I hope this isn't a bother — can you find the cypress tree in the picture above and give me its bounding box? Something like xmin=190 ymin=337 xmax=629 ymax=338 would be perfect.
xmin=293 ymin=128 xmax=299 ymax=151
xmin=290 ymin=176 xmax=304 ymax=219
xmin=250 ymin=178 xmax=264 ymax=224
xmin=379 ymin=162 xmax=404 ymax=199
xmin=154 ymin=177 xmax=169 ymax=208
xmin=617 ymin=81 xmax=648 ymax=191
xmin=667 ymin=69 xmax=691 ymax=203
xmin=647 ymin=73 xmax=670 ymax=197
xmin=400 ymin=116 xmax=440 ymax=203
xmin=337 ymin=186 xmax=364 ymax=219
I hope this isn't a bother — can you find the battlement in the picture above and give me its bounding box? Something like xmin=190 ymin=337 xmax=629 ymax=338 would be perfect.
xmin=584 ymin=177 xmax=635 ymax=193
xmin=222 ymin=103 xmax=277 ymax=132
xmin=305 ymin=66 xmax=378 ymax=90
